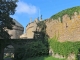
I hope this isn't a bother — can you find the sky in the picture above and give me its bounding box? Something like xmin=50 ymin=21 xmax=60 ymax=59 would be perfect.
xmin=11 ymin=0 xmax=80 ymax=30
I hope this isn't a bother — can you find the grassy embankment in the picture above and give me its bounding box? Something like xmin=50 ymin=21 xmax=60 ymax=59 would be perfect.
xmin=27 ymin=56 xmax=65 ymax=60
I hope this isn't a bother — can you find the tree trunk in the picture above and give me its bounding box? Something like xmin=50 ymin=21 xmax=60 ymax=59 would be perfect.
xmin=0 ymin=45 xmax=4 ymax=60
xmin=0 ymin=41 xmax=4 ymax=60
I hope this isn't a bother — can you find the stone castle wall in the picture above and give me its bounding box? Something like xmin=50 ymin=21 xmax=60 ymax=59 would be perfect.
xmin=20 ymin=12 xmax=80 ymax=42
xmin=46 ymin=12 xmax=80 ymax=42
xmin=20 ymin=19 xmax=39 ymax=39
xmin=25 ymin=22 xmax=37 ymax=38
xmin=7 ymin=25 xmax=24 ymax=39
xmin=4 ymin=19 xmax=24 ymax=39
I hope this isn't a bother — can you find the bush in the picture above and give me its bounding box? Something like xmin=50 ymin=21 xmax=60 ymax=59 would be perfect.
xmin=14 ymin=40 xmax=49 ymax=60
xmin=14 ymin=46 xmax=26 ymax=60
xmin=24 ymin=41 xmax=48 ymax=57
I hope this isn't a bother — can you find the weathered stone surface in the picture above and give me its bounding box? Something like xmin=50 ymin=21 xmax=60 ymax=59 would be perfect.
xmin=20 ymin=18 xmax=42 ymax=39
xmin=67 ymin=53 xmax=75 ymax=60
xmin=46 ymin=12 xmax=80 ymax=42
xmin=6 ymin=19 xmax=24 ymax=39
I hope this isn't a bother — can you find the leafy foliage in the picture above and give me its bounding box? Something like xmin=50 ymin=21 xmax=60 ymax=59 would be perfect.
xmin=50 ymin=6 xmax=80 ymax=22
xmin=0 ymin=1 xmax=17 ymax=60
xmin=14 ymin=40 xmax=49 ymax=60
xmin=14 ymin=46 xmax=26 ymax=60
xmin=0 ymin=0 xmax=17 ymax=39
xmin=49 ymin=37 xmax=80 ymax=58
xmin=37 ymin=21 xmax=46 ymax=33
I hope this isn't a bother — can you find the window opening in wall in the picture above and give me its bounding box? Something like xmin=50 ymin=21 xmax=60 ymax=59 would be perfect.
xmin=4 ymin=45 xmax=14 ymax=59
xmin=66 ymin=23 xmax=68 ymax=28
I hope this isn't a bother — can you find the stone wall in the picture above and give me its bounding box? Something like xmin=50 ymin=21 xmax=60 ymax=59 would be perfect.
xmin=5 ymin=19 xmax=24 ymax=39
xmin=20 ymin=19 xmax=40 ymax=39
xmin=46 ymin=12 xmax=80 ymax=42
xmin=7 ymin=25 xmax=24 ymax=39
xmin=26 ymin=22 xmax=37 ymax=38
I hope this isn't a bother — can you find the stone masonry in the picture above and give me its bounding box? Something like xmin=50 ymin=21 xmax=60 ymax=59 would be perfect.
xmin=20 ymin=18 xmax=41 ymax=39
xmin=46 ymin=12 xmax=80 ymax=42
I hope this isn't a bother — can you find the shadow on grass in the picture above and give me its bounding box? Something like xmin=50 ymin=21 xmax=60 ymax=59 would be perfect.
xmin=26 ymin=56 xmax=65 ymax=60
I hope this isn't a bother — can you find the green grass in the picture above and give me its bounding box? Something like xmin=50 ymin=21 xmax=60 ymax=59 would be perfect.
xmin=26 ymin=56 xmax=65 ymax=60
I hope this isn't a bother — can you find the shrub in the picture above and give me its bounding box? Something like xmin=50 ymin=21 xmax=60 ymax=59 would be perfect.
xmin=14 ymin=40 xmax=49 ymax=60
xmin=14 ymin=46 xmax=26 ymax=60
xmin=24 ymin=41 xmax=48 ymax=57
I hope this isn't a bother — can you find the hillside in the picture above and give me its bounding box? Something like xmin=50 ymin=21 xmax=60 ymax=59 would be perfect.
xmin=45 ymin=6 xmax=80 ymax=42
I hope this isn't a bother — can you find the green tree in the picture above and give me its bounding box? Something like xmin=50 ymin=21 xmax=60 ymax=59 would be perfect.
xmin=0 ymin=0 xmax=17 ymax=60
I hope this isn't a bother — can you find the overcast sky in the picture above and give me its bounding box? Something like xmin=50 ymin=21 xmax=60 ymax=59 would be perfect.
xmin=11 ymin=0 xmax=80 ymax=30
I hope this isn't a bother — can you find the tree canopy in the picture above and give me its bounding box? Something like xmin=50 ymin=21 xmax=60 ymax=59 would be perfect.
xmin=0 ymin=0 xmax=17 ymax=39
xmin=0 ymin=0 xmax=17 ymax=60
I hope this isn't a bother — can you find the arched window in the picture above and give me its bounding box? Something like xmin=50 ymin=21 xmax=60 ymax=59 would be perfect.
xmin=4 ymin=45 xmax=14 ymax=59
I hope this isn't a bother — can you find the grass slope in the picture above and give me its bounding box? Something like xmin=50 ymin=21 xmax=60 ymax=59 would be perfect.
xmin=26 ymin=56 xmax=65 ymax=60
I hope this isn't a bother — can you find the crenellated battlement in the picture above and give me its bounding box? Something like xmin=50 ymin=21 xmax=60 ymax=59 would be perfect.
xmin=46 ymin=12 xmax=80 ymax=42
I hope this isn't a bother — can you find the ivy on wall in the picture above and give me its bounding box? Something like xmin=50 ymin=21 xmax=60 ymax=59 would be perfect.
xmin=49 ymin=37 xmax=80 ymax=58
xmin=37 ymin=21 xmax=46 ymax=33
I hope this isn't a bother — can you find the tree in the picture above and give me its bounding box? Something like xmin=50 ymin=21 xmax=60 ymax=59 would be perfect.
xmin=0 ymin=0 xmax=18 ymax=39
xmin=0 ymin=0 xmax=17 ymax=60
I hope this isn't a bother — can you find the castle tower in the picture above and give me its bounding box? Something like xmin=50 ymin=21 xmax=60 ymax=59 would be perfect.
xmin=38 ymin=17 xmax=39 ymax=21
xmin=40 ymin=15 xmax=42 ymax=21
xmin=35 ymin=18 xmax=39 ymax=23
xmin=30 ymin=18 xmax=32 ymax=23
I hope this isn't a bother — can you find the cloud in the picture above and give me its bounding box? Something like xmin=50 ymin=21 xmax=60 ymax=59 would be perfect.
xmin=16 ymin=1 xmax=38 ymax=15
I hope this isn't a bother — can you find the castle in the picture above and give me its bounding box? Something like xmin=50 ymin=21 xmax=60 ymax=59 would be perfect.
xmin=3 ymin=9 xmax=80 ymax=42
xmin=5 ymin=16 xmax=42 ymax=39
xmin=20 ymin=16 xmax=42 ymax=39
xmin=5 ymin=11 xmax=80 ymax=42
